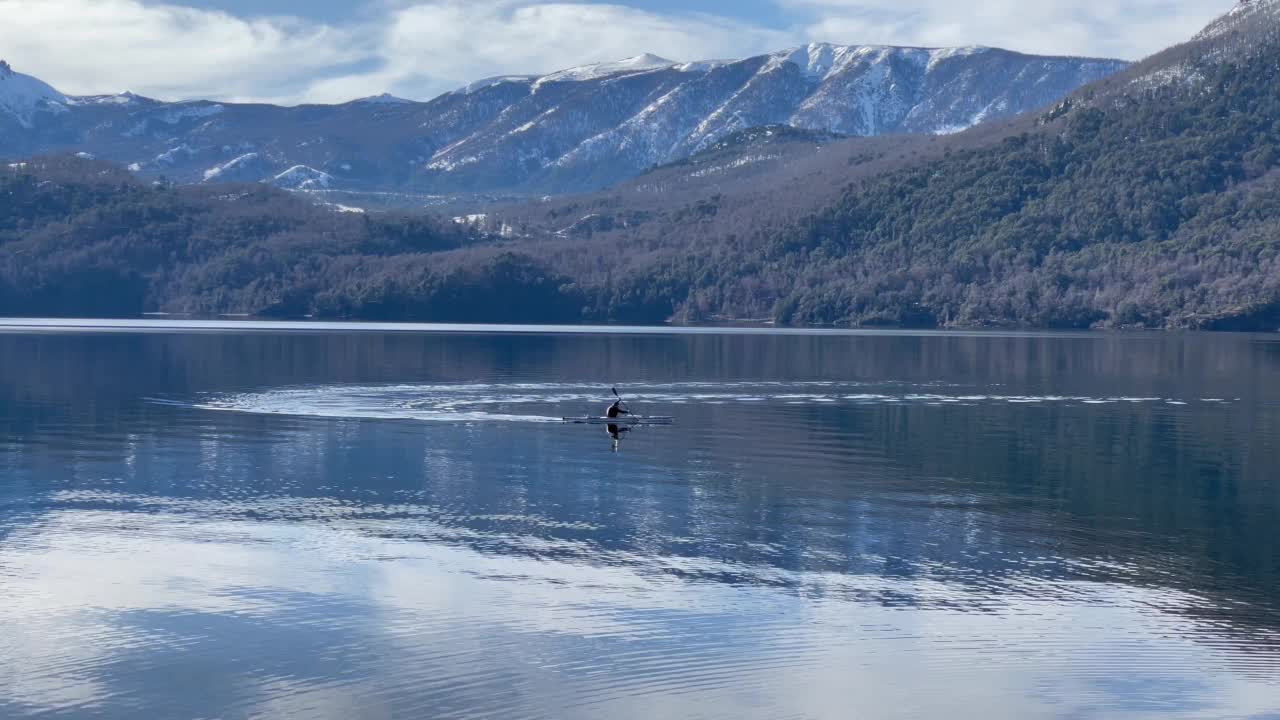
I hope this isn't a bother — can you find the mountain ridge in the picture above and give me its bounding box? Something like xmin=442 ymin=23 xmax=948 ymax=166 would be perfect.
xmin=0 ymin=43 xmax=1127 ymax=196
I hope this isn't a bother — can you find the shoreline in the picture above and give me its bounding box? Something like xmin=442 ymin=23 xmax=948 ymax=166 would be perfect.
xmin=1 ymin=316 xmax=1271 ymax=338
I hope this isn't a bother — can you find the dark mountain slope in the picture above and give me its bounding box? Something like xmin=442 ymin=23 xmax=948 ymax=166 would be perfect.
xmin=0 ymin=156 xmax=584 ymax=322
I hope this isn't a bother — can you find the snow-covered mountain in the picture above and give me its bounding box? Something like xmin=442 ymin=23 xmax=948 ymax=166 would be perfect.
xmin=0 ymin=44 xmax=1126 ymax=194
xmin=1195 ymin=0 xmax=1280 ymax=41
xmin=1075 ymin=0 xmax=1280 ymax=97
xmin=0 ymin=60 xmax=67 ymax=129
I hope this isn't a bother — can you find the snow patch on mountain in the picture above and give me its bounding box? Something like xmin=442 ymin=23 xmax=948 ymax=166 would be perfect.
xmin=758 ymin=44 xmax=988 ymax=83
xmin=675 ymin=60 xmax=731 ymax=73
xmin=426 ymin=153 xmax=481 ymax=172
xmin=153 ymin=144 xmax=197 ymax=167
xmin=538 ymin=54 xmax=676 ymax=85
xmin=1132 ymin=63 xmax=1206 ymax=91
xmin=453 ymin=75 xmax=538 ymax=95
xmin=926 ymin=46 xmax=990 ymax=70
xmin=203 ymin=153 xmax=260 ymax=182
xmin=765 ymin=44 xmax=855 ymax=80
xmin=68 ymin=91 xmax=150 ymax=107
xmin=271 ymin=165 xmax=333 ymax=190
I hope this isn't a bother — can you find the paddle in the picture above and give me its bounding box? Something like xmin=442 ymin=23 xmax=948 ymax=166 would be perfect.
xmin=612 ymin=386 xmax=629 ymax=414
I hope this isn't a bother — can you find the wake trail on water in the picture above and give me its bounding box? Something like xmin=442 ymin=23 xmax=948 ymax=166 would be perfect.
xmin=147 ymin=381 xmax=1239 ymax=424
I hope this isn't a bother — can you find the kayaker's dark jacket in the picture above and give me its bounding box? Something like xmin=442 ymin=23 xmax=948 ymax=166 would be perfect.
xmin=606 ymin=401 xmax=629 ymax=418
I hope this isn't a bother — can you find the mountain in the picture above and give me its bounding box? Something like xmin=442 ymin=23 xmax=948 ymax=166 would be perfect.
xmin=468 ymin=0 xmax=1280 ymax=330
xmin=605 ymin=0 xmax=1280 ymax=329
xmin=0 ymin=60 xmax=67 ymax=129
xmin=0 ymin=45 xmax=1126 ymax=195
xmin=412 ymin=46 xmax=1124 ymax=193
xmin=1195 ymin=0 xmax=1280 ymax=41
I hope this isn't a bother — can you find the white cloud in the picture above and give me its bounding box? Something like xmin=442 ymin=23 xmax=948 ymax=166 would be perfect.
xmin=0 ymin=0 xmax=1241 ymax=105
xmin=786 ymin=0 xmax=1235 ymax=60
xmin=0 ymin=0 xmax=793 ymax=104
xmin=0 ymin=0 xmax=368 ymax=102
xmin=297 ymin=1 xmax=794 ymax=103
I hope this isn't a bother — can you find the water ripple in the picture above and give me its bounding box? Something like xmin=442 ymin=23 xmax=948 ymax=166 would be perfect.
xmin=153 ymin=381 xmax=1239 ymax=425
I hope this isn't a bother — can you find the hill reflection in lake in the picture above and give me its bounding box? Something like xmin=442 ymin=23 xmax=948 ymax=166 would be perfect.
xmin=1 ymin=325 xmax=1277 ymax=719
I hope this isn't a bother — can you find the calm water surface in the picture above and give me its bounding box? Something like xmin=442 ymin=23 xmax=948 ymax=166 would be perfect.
xmin=1 ymin=322 xmax=1279 ymax=719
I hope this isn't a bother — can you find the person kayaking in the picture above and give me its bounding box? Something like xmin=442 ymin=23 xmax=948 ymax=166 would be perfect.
xmin=606 ymin=386 xmax=632 ymax=419
xmin=606 ymin=398 xmax=630 ymax=419
xmin=606 ymin=388 xmax=631 ymax=451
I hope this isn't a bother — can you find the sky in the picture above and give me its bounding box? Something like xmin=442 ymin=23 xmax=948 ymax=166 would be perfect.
xmin=0 ymin=0 xmax=1238 ymax=105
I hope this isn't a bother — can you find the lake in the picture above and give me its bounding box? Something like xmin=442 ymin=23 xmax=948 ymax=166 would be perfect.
xmin=1 ymin=321 xmax=1278 ymax=719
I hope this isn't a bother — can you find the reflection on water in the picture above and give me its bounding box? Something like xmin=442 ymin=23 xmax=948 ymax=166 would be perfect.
xmin=0 ymin=325 xmax=1279 ymax=719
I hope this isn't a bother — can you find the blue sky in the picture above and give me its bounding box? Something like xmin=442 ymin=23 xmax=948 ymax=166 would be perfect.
xmin=0 ymin=0 xmax=1238 ymax=104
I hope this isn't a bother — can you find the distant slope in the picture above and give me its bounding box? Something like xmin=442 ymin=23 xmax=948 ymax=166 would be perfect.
xmin=482 ymin=123 xmax=945 ymax=244
xmin=0 ymin=45 xmax=1125 ymax=195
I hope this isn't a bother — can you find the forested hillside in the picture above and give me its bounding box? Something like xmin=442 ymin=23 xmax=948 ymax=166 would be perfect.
xmin=0 ymin=157 xmax=582 ymax=322
xmin=757 ymin=52 xmax=1280 ymax=330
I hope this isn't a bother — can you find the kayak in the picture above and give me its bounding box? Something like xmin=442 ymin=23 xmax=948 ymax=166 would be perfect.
xmin=561 ymin=416 xmax=675 ymax=425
